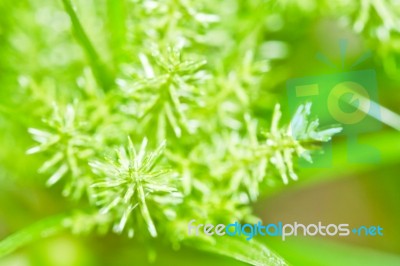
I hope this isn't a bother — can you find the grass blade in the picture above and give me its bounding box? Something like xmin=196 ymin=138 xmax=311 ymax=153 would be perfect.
xmin=0 ymin=214 xmax=67 ymax=257
xmin=185 ymin=237 xmax=288 ymax=266
xmin=61 ymin=0 xmax=114 ymax=90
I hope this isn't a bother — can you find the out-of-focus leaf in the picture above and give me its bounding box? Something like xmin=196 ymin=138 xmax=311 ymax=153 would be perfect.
xmin=0 ymin=215 xmax=66 ymax=257
xmin=185 ymin=236 xmax=288 ymax=266
xmin=61 ymin=0 xmax=113 ymax=90
xmin=267 ymin=238 xmax=400 ymax=266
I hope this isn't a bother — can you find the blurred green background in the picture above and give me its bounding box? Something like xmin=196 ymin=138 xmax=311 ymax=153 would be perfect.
xmin=1 ymin=0 xmax=400 ymax=265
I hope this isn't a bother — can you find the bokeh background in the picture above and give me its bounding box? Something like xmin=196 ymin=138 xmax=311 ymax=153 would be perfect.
xmin=1 ymin=0 xmax=400 ymax=265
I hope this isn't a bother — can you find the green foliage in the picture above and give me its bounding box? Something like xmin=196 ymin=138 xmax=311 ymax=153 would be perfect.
xmin=1 ymin=0 xmax=399 ymax=265
xmin=185 ymin=236 xmax=287 ymax=266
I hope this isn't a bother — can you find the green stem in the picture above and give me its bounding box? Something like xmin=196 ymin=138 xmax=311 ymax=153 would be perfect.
xmin=61 ymin=0 xmax=114 ymax=91
xmin=0 ymin=214 xmax=68 ymax=258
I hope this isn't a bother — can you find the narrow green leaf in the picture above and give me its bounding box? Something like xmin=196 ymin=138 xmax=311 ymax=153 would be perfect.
xmin=0 ymin=215 xmax=67 ymax=258
xmin=61 ymin=0 xmax=114 ymax=90
xmin=185 ymin=236 xmax=288 ymax=266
